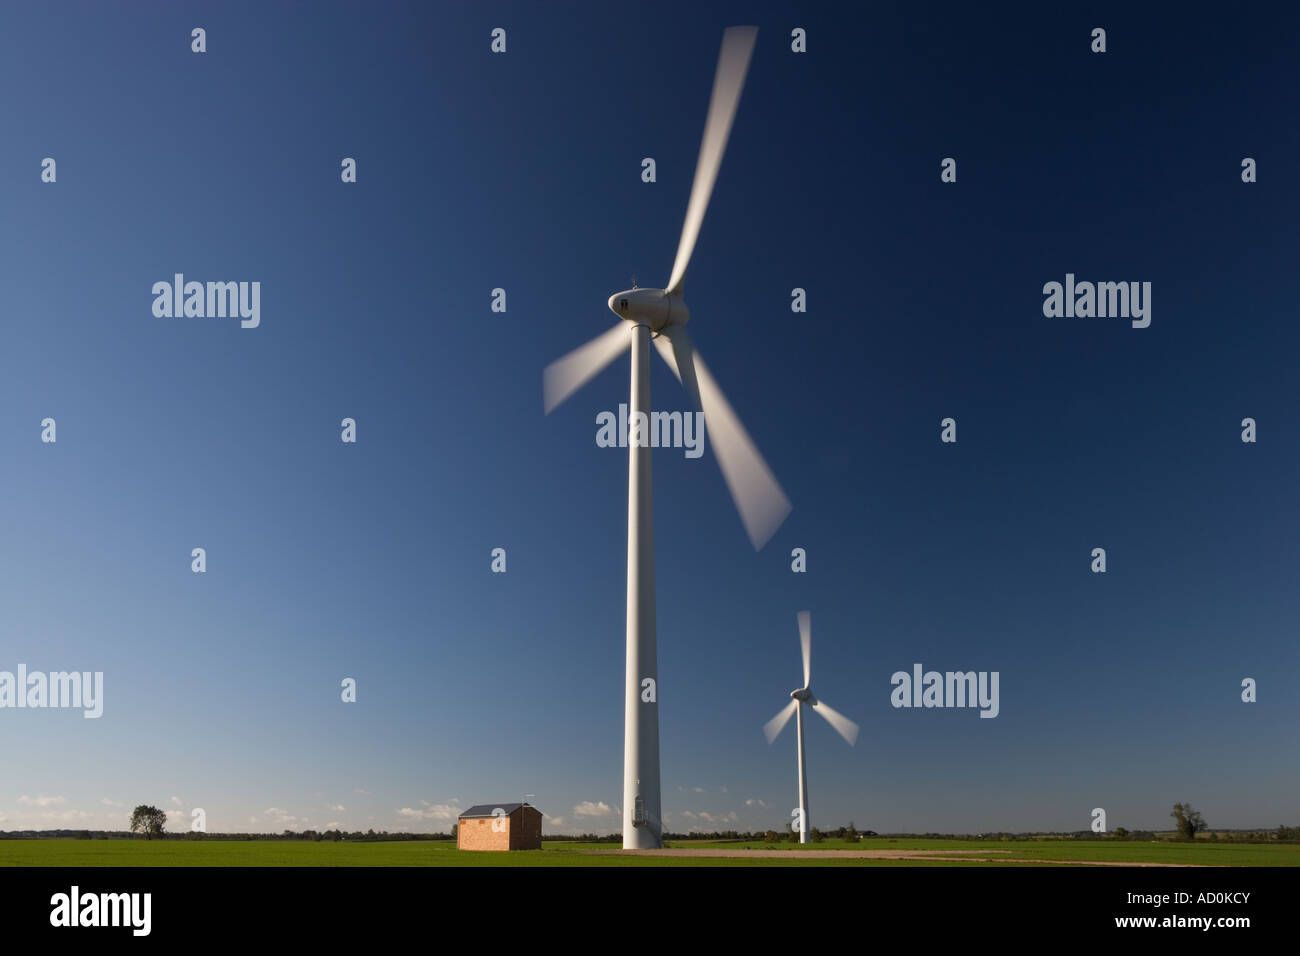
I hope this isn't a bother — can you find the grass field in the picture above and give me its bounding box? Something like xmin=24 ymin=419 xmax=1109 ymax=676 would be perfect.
xmin=3 ymin=838 xmax=1296 ymax=867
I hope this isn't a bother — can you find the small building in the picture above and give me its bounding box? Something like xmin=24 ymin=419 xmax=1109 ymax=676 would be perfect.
xmin=457 ymin=803 xmax=543 ymax=851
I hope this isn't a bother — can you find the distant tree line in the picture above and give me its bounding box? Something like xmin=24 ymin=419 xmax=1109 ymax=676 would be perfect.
xmin=554 ymin=824 xmax=873 ymax=843
xmin=0 ymin=828 xmax=454 ymax=842
xmin=5 ymin=825 xmax=1297 ymax=843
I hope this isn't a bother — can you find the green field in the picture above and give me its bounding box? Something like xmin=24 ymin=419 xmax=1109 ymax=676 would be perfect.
xmin=3 ymin=838 xmax=1296 ymax=867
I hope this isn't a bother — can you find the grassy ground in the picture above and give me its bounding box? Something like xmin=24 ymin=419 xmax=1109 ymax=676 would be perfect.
xmin=681 ymin=837 xmax=1297 ymax=866
xmin=2 ymin=837 xmax=1296 ymax=867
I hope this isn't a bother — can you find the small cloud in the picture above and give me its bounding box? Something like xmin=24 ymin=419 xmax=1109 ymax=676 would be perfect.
xmin=324 ymin=821 xmax=341 ymax=829
xmin=327 ymin=804 xmax=345 ymax=812
xmin=354 ymin=789 xmax=371 ymax=795
xmin=100 ymin=798 xmax=124 ymax=808
xmin=547 ymin=816 xmax=566 ymax=828
xmin=170 ymin=796 xmax=183 ymax=807
xmin=745 ymin=798 xmax=767 ymax=808
xmin=396 ymin=803 xmax=460 ymax=823
xmin=679 ymin=810 xmax=739 ymax=830
xmin=259 ymin=807 xmax=307 ymax=828
xmin=18 ymin=795 xmax=65 ymax=807
xmin=692 ymin=787 xmax=704 ymax=793
xmin=573 ymin=800 xmax=616 ymax=818
xmin=37 ymin=809 xmax=96 ymax=823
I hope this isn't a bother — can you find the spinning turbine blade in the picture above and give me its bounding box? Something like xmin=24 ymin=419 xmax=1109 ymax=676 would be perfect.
xmin=654 ymin=326 xmax=792 ymax=550
xmin=764 ymin=699 xmax=798 ymax=743
xmin=798 ymin=610 xmax=811 ymax=688
xmin=811 ymin=699 xmax=859 ymax=746
xmin=543 ymin=323 xmax=631 ymax=414
xmin=654 ymin=325 xmax=704 ymax=412
xmin=666 ymin=25 xmax=758 ymax=296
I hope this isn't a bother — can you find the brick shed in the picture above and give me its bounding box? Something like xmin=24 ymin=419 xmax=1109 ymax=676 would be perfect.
xmin=457 ymin=803 xmax=543 ymax=851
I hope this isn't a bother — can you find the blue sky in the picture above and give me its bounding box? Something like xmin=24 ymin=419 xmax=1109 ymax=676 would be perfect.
xmin=1 ymin=1 xmax=1297 ymax=837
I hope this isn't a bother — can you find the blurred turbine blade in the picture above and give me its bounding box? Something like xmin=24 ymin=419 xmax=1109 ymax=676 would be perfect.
xmin=655 ymin=327 xmax=791 ymax=548
xmin=654 ymin=326 xmax=704 ymax=416
xmin=811 ymin=699 xmax=859 ymax=746
xmin=543 ymin=323 xmax=631 ymax=414
xmin=798 ymin=610 xmax=811 ymax=688
xmin=666 ymin=25 xmax=758 ymax=296
xmin=657 ymin=326 xmax=791 ymax=549
xmin=763 ymin=699 xmax=798 ymax=743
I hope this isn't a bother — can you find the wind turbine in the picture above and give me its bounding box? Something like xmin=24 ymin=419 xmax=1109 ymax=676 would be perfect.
xmin=543 ymin=25 xmax=791 ymax=850
xmin=763 ymin=611 xmax=858 ymax=845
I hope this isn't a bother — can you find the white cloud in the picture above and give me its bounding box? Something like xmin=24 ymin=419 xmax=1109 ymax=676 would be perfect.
xmin=253 ymin=807 xmax=307 ymax=829
xmin=679 ymin=810 xmax=739 ymax=830
xmin=327 ymin=804 xmax=345 ymax=812
xmin=745 ymin=798 xmax=767 ymax=808
xmin=28 ymin=809 xmax=96 ymax=823
xmin=18 ymin=795 xmax=66 ymax=807
xmin=396 ymin=803 xmax=460 ymax=823
xmin=100 ymin=798 xmax=124 ymax=808
xmin=170 ymin=796 xmax=183 ymax=807
xmin=547 ymin=816 xmax=565 ymax=828
xmin=573 ymin=800 xmax=616 ymax=818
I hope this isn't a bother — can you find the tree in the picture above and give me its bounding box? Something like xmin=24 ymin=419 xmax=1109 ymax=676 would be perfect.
xmin=1112 ymin=826 xmax=1129 ymax=839
xmin=845 ymin=821 xmax=861 ymax=843
xmin=129 ymin=805 xmax=167 ymax=840
xmin=1170 ymin=803 xmax=1206 ymax=840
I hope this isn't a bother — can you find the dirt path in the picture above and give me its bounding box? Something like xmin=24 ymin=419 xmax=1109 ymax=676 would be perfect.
xmin=580 ymin=848 xmax=1209 ymax=867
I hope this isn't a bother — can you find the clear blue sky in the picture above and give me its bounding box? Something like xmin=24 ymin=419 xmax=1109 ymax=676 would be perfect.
xmin=1 ymin=1 xmax=1297 ymax=837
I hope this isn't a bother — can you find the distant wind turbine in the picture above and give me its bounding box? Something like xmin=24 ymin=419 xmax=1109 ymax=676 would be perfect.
xmin=763 ymin=611 xmax=858 ymax=844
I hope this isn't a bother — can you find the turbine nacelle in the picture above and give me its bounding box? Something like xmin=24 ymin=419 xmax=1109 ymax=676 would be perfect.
xmin=607 ymin=288 xmax=689 ymax=333
xmin=791 ymin=688 xmax=812 ymax=702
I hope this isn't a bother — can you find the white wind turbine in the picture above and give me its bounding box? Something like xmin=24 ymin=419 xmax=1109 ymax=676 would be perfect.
xmin=763 ymin=611 xmax=859 ymax=844
xmin=543 ymin=26 xmax=791 ymax=850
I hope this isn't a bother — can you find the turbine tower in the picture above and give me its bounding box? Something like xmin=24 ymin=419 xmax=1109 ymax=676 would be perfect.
xmin=543 ymin=26 xmax=791 ymax=849
xmin=763 ymin=611 xmax=859 ymax=844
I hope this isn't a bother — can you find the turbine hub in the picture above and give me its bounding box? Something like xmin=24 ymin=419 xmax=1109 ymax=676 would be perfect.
xmin=608 ymin=288 xmax=689 ymax=332
xmin=791 ymin=688 xmax=812 ymax=701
